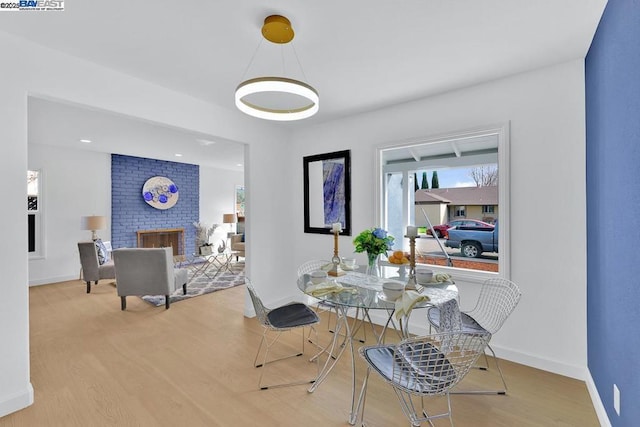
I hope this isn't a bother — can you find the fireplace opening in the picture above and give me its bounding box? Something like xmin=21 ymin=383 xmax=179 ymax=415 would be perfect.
xmin=137 ymin=228 xmax=185 ymax=256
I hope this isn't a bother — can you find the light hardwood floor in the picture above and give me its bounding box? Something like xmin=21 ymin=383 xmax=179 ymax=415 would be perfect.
xmin=1 ymin=279 xmax=599 ymax=426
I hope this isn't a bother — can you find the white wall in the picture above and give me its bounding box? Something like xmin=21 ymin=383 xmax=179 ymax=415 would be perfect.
xmin=289 ymin=60 xmax=588 ymax=380
xmin=0 ymin=30 xmax=289 ymax=417
xmin=28 ymin=145 xmax=112 ymax=285
xmin=199 ymin=166 xmax=244 ymax=247
xmin=27 ymin=144 xmax=245 ymax=286
xmin=0 ymin=83 xmax=32 ymax=419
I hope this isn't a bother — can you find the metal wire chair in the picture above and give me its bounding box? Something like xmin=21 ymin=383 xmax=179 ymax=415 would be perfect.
xmin=427 ymin=277 xmax=522 ymax=394
xmin=297 ymin=259 xmax=375 ymax=343
xmin=246 ymin=278 xmax=320 ymax=390
xmin=358 ymin=331 xmax=491 ymax=426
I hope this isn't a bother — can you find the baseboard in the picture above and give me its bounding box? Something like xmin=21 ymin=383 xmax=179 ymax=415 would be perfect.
xmin=586 ymin=369 xmax=612 ymax=427
xmin=29 ymin=274 xmax=79 ymax=287
xmin=0 ymin=383 xmax=34 ymax=418
xmin=489 ymin=345 xmax=587 ymax=380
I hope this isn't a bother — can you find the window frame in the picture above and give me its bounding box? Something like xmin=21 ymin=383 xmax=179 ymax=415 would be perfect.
xmin=28 ymin=169 xmax=45 ymax=259
xmin=482 ymin=205 xmax=495 ymax=214
xmin=454 ymin=205 xmax=466 ymax=217
xmin=375 ymin=123 xmax=510 ymax=282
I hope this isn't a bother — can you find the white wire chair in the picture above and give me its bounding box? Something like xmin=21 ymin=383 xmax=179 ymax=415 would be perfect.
xmin=297 ymin=259 xmax=375 ymax=343
xmin=246 ymin=278 xmax=320 ymax=390
xmin=358 ymin=331 xmax=491 ymax=426
xmin=297 ymin=259 xmax=343 ymax=333
xmin=427 ymin=277 xmax=522 ymax=394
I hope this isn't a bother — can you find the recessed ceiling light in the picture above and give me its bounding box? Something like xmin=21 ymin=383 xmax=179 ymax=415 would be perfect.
xmin=237 ymin=163 xmax=243 ymax=167
xmin=80 ymin=139 xmax=92 ymax=143
xmin=175 ymin=153 xmax=183 ymax=157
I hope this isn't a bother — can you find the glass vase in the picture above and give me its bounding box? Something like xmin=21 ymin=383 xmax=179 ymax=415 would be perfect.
xmin=365 ymin=252 xmax=380 ymax=278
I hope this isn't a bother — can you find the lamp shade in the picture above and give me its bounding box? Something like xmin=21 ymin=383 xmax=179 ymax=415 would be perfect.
xmin=82 ymin=215 xmax=107 ymax=231
xmin=223 ymin=214 xmax=237 ymax=224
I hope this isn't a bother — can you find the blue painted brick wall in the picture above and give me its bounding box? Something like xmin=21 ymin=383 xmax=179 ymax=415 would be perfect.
xmin=111 ymin=154 xmax=199 ymax=254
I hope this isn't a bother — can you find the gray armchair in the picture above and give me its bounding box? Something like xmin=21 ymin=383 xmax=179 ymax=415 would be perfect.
xmin=78 ymin=241 xmax=116 ymax=294
xmin=112 ymin=247 xmax=188 ymax=310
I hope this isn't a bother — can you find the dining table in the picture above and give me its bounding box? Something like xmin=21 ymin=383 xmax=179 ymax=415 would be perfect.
xmin=297 ymin=270 xmax=459 ymax=425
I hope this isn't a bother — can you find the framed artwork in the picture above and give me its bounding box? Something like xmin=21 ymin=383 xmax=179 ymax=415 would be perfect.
xmin=303 ymin=150 xmax=351 ymax=235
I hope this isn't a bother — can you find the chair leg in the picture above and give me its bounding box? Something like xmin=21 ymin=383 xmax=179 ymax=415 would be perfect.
xmin=452 ymin=344 xmax=507 ymax=395
xmin=182 ymin=284 xmax=187 ymax=295
xmin=120 ymin=296 xmax=126 ymax=310
xmin=254 ymin=327 xmax=319 ymax=390
xmin=86 ymin=281 xmax=91 ymax=293
xmin=165 ymin=295 xmax=170 ymax=309
xmin=393 ymin=388 xmax=453 ymax=427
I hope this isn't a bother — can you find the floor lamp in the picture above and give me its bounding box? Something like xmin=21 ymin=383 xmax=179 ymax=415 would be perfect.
xmin=223 ymin=213 xmax=237 ymax=247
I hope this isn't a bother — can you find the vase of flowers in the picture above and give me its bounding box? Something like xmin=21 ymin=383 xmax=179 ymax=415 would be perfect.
xmin=193 ymin=221 xmax=219 ymax=253
xmin=353 ymin=227 xmax=395 ymax=278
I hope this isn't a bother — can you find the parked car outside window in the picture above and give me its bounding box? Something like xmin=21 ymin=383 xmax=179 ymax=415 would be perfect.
xmin=426 ymin=219 xmax=494 ymax=238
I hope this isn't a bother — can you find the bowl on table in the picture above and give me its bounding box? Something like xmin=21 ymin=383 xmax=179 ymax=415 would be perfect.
xmin=382 ymin=281 xmax=405 ymax=301
xmin=310 ymin=270 xmax=328 ymax=284
xmin=415 ymin=268 xmax=434 ymax=285
xmin=342 ymin=257 xmax=357 ymax=269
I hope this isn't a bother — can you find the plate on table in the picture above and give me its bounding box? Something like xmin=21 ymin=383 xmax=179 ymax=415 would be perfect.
xmin=341 ymin=264 xmax=359 ymax=271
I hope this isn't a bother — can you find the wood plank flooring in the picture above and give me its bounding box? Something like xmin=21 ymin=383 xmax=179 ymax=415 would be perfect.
xmin=0 ymin=279 xmax=600 ymax=426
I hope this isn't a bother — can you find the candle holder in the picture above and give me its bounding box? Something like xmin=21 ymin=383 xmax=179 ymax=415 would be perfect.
xmin=405 ymin=234 xmax=421 ymax=291
xmin=327 ymin=229 xmax=345 ymax=277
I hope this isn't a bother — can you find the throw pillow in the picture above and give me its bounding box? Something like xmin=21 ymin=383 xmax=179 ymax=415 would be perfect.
xmin=95 ymin=239 xmax=108 ymax=265
xmin=241 ymin=233 xmax=245 ymax=242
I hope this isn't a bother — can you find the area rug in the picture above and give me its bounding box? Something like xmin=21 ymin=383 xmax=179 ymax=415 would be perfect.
xmin=140 ymin=261 xmax=245 ymax=306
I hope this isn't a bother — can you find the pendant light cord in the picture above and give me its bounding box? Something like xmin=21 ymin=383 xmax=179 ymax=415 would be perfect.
xmin=239 ymin=38 xmax=264 ymax=82
xmin=291 ymin=42 xmax=309 ymax=83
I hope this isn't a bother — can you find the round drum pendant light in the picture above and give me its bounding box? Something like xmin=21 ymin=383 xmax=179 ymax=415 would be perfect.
xmin=235 ymin=15 xmax=319 ymax=121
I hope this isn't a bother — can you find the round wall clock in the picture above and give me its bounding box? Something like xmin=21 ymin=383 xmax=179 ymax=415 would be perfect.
xmin=142 ymin=176 xmax=179 ymax=210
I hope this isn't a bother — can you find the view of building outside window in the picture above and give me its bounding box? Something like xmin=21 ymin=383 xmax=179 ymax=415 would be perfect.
xmin=381 ymin=134 xmax=501 ymax=274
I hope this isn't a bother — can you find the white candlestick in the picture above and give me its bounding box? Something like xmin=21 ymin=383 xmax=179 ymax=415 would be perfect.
xmin=406 ymin=226 xmax=418 ymax=237
xmin=332 ymin=222 xmax=342 ymax=233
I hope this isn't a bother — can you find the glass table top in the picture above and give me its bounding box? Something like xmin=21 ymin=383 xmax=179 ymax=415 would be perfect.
xmin=297 ymin=271 xmax=458 ymax=310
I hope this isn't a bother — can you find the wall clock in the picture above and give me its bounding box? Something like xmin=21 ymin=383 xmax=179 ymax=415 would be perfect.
xmin=142 ymin=176 xmax=179 ymax=210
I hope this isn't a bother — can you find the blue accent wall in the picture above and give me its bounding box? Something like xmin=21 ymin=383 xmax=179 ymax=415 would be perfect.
xmin=586 ymin=0 xmax=640 ymax=424
xmin=111 ymin=154 xmax=199 ymax=255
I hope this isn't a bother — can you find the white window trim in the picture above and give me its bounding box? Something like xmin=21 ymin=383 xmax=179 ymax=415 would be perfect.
xmin=375 ymin=122 xmax=510 ymax=282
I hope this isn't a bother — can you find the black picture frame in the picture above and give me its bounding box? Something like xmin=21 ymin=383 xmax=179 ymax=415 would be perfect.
xmin=303 ymin=150 xmax=351 ymax=235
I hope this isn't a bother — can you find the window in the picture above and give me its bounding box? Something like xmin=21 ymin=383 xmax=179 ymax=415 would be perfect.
xmin=377 ymin=123 xmax=510 ymax=278
xmin=482 ymin=205 xmax=495 ymax=214
xmin=28 ymin=170 xmax=44 ymax=258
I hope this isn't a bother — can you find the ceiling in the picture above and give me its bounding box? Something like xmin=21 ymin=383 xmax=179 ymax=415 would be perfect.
xmin=28 ymin=97 xmax=245 ymax=170
xmin=2 ymin=1 xmax=607 ymax=167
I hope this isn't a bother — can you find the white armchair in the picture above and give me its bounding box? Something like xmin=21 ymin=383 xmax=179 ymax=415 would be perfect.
xmin=112 ymin=247 xmax=188 ymax=310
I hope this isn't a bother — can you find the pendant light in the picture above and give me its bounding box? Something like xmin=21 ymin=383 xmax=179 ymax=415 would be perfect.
xmin=235 ymin=15 xmax=319 ymax=121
